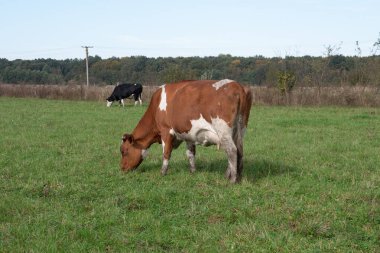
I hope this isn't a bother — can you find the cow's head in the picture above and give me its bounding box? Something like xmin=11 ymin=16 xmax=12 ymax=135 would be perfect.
xmin=120 ymin=133 xmax=146 ymax=171
xmin=106 ymin=99 xmax=113 ymax=107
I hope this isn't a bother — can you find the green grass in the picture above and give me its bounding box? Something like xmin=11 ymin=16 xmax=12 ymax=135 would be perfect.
xmin=1 ymin=97 xmax=379 ymax=252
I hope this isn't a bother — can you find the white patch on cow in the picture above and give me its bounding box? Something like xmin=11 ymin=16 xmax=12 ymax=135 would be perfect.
xmin=161 ymin=158 xmax=170 ymax=175
xmin=106 ymin=100 xmax=113 ymax=107
xmin=169 ymin=128 xmax=175 ymax=135
xmin=171 ymin=114 xmax=232 ymax=148
xmin=188 ymin=115 xmax=218 ymax=145
xmin=162 ymin=140 xmax=166 ymax=153
xmin=141 ymin=149 xmax=149 ymax=159
xmin=134 ymin=100 xmax=138 ymax=106
xmin=186 ymin=149 xmax=193 ymax=158
xmin=159 ymin=85 xmax=167 ymax=111
xmin=212 ymin=79 xmax=234 ymax=90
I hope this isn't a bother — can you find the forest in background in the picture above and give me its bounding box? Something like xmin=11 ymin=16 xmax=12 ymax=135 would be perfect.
xmin=1 ymin=51 xmax=380 ymax=90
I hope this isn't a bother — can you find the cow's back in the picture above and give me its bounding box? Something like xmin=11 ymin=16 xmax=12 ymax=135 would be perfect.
xmin=155 ymin=80 xmax=249 ymax=133
xmin=115 ymin=83 xmax=142 ymax=97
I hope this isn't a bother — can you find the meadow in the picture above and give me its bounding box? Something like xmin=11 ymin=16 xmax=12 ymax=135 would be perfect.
xmin=0 ymin=97 xmax=379 ymax=252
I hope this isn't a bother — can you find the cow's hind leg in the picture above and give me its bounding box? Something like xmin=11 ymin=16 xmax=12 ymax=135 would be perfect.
xmin=235 ymin=133 xmax=243 ymax=182
xmin=133 ymin=93 xmax=142 ymax=106
xmin=139 ymin=94 xmax=143 ymax=105
xmin=221 ymin=137 xmax=238 ymax=183
xmin=133 ymin=93 xmax=138 ymax=106
xmin=234 ymin=123 xmax=244 ymax=182
xmin=186 ymin=142 xmax=196 ymax=173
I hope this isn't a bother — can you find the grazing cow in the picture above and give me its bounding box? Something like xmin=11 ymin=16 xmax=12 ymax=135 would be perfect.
xmin=120 ymin=79 xmax=252 ymax=183
xmin=106 ymin=83 xmax=143 ymax=107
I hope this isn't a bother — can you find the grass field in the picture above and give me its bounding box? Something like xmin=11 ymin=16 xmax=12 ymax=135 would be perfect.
xmin=1 ymin=97 xmax=379 ymax=252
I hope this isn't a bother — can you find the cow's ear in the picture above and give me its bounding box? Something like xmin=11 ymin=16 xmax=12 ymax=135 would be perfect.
xmin=122 ymin=134 xmax=134 ymax=144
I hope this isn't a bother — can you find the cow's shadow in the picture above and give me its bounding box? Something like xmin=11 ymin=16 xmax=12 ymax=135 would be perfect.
xmin=134 ymin=149 xmax=297 ymax=183
xmin=198 ymin=158 xmax=297 ymax=183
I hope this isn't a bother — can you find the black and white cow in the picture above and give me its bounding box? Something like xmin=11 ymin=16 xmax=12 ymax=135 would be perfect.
xmin=106 ymin=83 xmax=143 ymax=107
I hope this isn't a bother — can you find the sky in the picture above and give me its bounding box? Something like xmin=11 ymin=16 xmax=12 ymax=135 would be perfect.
xmin=0 ymin=0 xmax=379 ymax=60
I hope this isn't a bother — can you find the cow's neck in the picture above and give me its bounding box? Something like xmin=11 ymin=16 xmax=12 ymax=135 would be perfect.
xmin=132 ymin=108 xmax=160 ymax=149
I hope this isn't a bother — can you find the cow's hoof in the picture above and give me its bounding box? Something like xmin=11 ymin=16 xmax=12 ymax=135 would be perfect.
xmin=225 ymin=168 xmax=231 ymax=179
xmin=229 ymin=176 xmax=237 ymax=184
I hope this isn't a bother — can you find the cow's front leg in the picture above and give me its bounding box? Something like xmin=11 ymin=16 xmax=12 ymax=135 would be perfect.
xmin=186 ymin=142 xmax=196 ymax=173
xmin=161 ymin=134 xmax=174 ymax=175
xmin=120 ymin=99 xmax=125 ymax=107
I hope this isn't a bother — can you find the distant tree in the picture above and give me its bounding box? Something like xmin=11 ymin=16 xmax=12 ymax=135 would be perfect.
xmin=1 ymin=52 xmax=380 ymax=87
xmin=329 ymin=55 xmax=353 ymax=71
xmin=200 ymin=69 xmax=214 ymax=80
xmin=160 ymin=65 xmax=188 ymax=83
xmin=277 ymin=71 xmax=296 ymax=105
xmin=252 ymin=66 xmax=267 ymax=85
xmin=350 ymin=41 xmax=367 ymax=85
xmin=371 ymin=32 xmax=380 ymax=55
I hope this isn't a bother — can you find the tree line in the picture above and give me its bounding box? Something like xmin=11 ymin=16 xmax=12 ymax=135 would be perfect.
xmin=1 ymin=54 xmax=379 ymax=88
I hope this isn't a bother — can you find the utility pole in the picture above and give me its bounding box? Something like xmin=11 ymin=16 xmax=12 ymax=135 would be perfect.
xmin=82 ymin=46 xmax=93 ymax=86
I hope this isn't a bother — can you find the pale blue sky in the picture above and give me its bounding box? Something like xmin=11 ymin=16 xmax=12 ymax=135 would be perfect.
xmin=0 ymin=0 xmax=379 ymax=60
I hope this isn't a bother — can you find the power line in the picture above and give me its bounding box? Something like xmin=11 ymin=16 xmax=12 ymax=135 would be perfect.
xmin=81 ymin=46 xmax=93 ymax=86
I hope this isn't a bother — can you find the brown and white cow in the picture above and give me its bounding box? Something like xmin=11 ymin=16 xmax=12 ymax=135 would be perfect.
xmin=120 ymin=79 xmax=252 ymax=183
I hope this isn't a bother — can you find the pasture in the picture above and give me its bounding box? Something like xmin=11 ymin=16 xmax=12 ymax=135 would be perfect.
xmin=0 ymin=97 xmax=379 ymax=252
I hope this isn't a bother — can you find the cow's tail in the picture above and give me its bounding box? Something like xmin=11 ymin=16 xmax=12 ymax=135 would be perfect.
xmin=242 ymin=86 xmax=252 ymax=129
xmin=235 ymin=85 xmax=252 ymax=144
xmin=232 ymin=85 xmax=252 ymax=181
xmin=232 ymin=85 xmax=252 ymax=142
